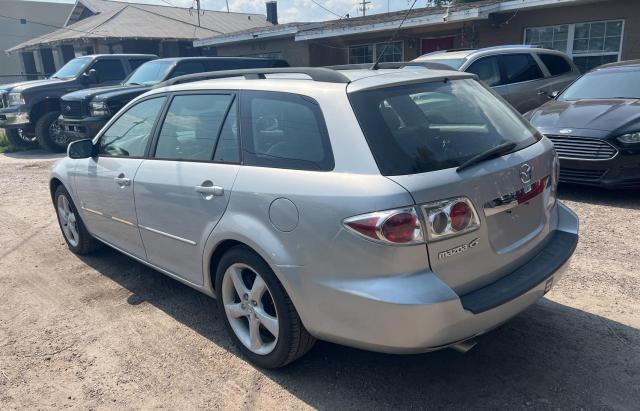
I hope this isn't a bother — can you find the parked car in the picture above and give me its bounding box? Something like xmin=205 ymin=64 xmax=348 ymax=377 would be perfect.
xmin=0 ymin=54 xmax=157 ymax=152
xmin=413 ymin=46 xmax=580 ymax=113
xmin=524 ymin=60 xmax=640 ymax=188
xmin=59 ymin=57 xmax=289 ymax=143
xmin=50 ymin=66 xmax=579 ymax=368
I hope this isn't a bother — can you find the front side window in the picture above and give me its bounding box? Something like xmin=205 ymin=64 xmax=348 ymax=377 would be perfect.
xmin=154 ymin=94 xmax=234 ymax=161
xmin=499 ymin=54 xmax=544 ymax=85
xmin=525 ymin=20 xmax=624 ymax=72
xmin=241 ymin=91 xmax=334 ymax=171
xmin=466 ymin=56 xmax=501 ymax=87
xmin=349 ymin=79 xmax=540 ymax=176
xmin=170 ymin=61 xmax=206 ymax=78
xmin=91 ymin=59 xmax=126 ymax=83
xmin=51 ymin=57 xmax=91 ymax=79
xmin=559 ymin=69 xmax=640 ymax=100
xmin=99 ymin=97 xmax=166 ymax=157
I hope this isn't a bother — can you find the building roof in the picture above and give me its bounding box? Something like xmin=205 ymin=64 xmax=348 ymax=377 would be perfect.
xmin=196 ymin=0 xmax=600 ymax=47
xmin=8 ymin=0 xmax=271 ymax=53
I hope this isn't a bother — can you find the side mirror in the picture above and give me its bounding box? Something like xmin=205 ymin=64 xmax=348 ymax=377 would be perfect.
xmin=82 ymin=69 xmax=98 ymax=84
xmin=68 ymin=139 xmax=95 ymax=159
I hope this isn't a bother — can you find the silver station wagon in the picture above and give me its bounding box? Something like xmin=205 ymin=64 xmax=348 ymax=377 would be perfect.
xmin=50 ymin=66 xmax=579 ymax=368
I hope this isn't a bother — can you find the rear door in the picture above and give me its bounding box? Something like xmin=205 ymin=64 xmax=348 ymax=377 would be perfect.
xmin=348 ymin=78 xmax=556 ymax=295
xmin=493 ymin=53 xmax=548 ymax=112
xmin=133 ymin=92 xmax=240 ymax=285
xmin=74 ymin=96 xmax=167 ymax=259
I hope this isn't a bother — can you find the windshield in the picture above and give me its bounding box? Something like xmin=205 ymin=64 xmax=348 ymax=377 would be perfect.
xmin=418 ymin=58 xmax=466 ymax=70
xmin=124 ymin=61 xmax=173 ymax=86
xmin=559 ymin=69 xmax=640 ymax=100
xmin=51 ymin=57 xmax=92 ymax=79
xmin=349 ymin=79 xmax=540 ymax=175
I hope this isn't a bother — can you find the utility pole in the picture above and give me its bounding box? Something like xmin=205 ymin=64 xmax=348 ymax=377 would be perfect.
xmin=358 ymin=0 xmax=371 ymax=16
xmin=195 ymin=0 xmax=201 ymax=27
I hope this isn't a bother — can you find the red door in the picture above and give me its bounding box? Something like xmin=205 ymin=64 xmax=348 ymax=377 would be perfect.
xmin=421 ymin=37 xmax=455 ymax=54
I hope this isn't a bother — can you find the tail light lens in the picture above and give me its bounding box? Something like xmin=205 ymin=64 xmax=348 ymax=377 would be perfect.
xmin=422 ymin=197 xmax=480 ymax=241
xmin=343 ymin=207 xmax=424 ymax=245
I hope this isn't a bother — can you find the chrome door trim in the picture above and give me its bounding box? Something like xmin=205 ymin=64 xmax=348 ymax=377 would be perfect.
xmin=111 ymin=216 xmax=136 ymax=227
xmin=81 ymin=206 xmax=104 ymax=216
xmin=138 ymin=224 xmax=197 ymax=246
xmin=82 ymin=206 xmax=136 ymax=227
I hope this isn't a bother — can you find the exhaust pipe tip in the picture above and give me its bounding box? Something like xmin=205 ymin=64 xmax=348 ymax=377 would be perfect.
xmin=451 ymin=339 xmax=477 ymax=353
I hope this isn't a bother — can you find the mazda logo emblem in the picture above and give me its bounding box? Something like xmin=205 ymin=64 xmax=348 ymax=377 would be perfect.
xmin=520 ymin=163 xmax=533 ymax=184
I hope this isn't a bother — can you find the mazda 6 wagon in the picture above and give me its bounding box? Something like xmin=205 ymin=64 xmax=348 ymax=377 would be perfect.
xmin=50 ymin=66 xmax=579 ymax=368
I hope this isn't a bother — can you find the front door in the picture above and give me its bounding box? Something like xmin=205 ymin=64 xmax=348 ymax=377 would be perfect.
xmin=133 ymin=93 xmax=240 ymax=285
xmin=74 ymin=96 xmax=167 ymax=258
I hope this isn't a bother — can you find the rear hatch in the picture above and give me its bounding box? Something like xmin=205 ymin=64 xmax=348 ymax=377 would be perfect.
xmin=348 ymin=75 xmax=558 ymax=295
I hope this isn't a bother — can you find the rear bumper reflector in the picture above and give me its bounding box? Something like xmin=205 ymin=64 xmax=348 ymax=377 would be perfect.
xmin=460 ymin=230 xmax=578 ymax=314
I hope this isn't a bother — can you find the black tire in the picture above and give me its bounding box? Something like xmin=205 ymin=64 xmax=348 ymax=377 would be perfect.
xmin=5 ymin=128 xmax=36 ymax=148
xmin=36 ymin=111 xmax=68 ymax=152
xmin=53 ymin=185 xmax=100 ymax=255
xmin=215 ymin=246 xmax=316 ymax=368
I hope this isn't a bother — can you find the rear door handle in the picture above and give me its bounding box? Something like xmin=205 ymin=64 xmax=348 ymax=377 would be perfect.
xmin=195 ymin=184 xmax=224 ymax=197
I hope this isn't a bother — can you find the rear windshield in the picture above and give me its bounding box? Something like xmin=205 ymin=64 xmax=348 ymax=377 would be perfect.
xmin=349 ymin=79 xmax=540 ymax=175
xmin=559 ymin=69 xmax=640 ymax=100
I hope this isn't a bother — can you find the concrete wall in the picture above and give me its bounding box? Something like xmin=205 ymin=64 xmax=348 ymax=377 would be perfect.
xmin=0 ymin=0 xmax=72 ymax=84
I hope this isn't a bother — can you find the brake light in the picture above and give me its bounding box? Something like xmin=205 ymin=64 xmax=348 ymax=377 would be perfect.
xmin=343 ymin=207 xmax=424 ymax=245
xmin=422 ymin=197 xmax=480 ymax=241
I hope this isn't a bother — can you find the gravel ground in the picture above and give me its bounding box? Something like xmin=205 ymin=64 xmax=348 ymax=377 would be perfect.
xmin=0 ymin=150 xmax=639 ymax=410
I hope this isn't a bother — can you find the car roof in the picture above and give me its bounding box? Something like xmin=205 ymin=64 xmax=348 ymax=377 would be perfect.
xmin=415 ymin=46 xmax=567 ymax=63
xmin=79 ymin=54 xmax=157 ymax=59
xmin=153 ymin=56 xmax=287 ymax=63
xmin=147 ymin=67 xmax=474 ymax=97
xmin=596 ymin=59 xmax=640 ymax=70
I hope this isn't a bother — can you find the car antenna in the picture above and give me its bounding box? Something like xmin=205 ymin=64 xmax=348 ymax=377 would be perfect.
xmin=371 ymin=0 xmax=419 ymax=70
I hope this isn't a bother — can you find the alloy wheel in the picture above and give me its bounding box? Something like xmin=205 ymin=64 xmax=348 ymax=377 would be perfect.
xmin=49 ymin=120 xmax=70 ymax=146
xmin=221 ymin=263 xmax=279 ymax=355
xmin=57 ymin=195 xmax=79 ymax=247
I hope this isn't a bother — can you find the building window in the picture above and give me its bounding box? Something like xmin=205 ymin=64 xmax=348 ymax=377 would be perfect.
xmin=349 ymin=41 xmax=403 ymax=64
xmin=524 ymin=20 xmax=624 ymax=72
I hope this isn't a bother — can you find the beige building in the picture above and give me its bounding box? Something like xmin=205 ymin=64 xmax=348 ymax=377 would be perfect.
xmin=197 ymin=0 xmax=639 ymax=73
xmin=0 ymin=0 xmax=73 ymax=84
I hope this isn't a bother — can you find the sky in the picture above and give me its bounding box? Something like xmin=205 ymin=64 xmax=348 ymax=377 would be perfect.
xmin=32 ymin=0 xmax=419 ymax=23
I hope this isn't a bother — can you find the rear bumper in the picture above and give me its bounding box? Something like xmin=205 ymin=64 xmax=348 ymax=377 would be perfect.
xmin=278 ymin=202 xmax=579 ymax=354
xmin=0 ymin=107 xmax=30 ymax=128
xmin=59 ymin=116 xmax=107 ymax=141
xmin=559 ymin=154 xmax=640 ymax=189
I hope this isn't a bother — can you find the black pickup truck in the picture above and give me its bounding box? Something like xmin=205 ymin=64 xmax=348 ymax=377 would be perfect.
xmin=59 ymin=57 xmax=289 ymax=142
xmin=0 ymin=54 xmax=156 ymax=152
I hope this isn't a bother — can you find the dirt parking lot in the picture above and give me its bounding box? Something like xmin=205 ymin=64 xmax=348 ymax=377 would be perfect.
xmin=0 ymin=150 xmax=639 ymax=410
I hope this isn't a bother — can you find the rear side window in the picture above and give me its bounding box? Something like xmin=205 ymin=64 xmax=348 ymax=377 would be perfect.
xmin=154 ymin=94 xmax=234 ymax=161
xmin=99 ymin=97 xmax=166 ymax=157
xmin=466 ymin=56 xmax=501 ymax=87
xmin=240 ymin=91 xmax=334 ymax=171
xmin=349 ymin=79 xmax=539 ymax=176
xmin=171 ymin=61 xmax=206 ymax=77
xmin=92 ymin=59 xmax=126 ymax=83
xmin=498 ymin=54 xmax=544 ymax=84
xmin=214 ymin=99 xmax=240 ymax=163
xmin=538 ymin=53 xmax=572 ymax=76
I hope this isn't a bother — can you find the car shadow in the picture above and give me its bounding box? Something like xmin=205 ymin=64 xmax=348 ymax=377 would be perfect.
xmin=77 ymin=247 xmax=640 ymax=409
xmin=2 ymin=149 xmax=65 ymax=160
xmin=559 ymin=182 xmax=640 ymax=210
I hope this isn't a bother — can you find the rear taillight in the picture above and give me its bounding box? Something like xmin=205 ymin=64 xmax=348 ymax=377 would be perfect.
xmin=422 ymin=197 xmax=480 ymax=241
xmin=343 ymin=207 xmax=424 ymax=245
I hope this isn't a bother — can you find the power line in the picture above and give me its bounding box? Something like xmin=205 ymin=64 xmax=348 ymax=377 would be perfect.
xmin=309 ymin=0 xmax=344 ymax=19
xmin=372 ymin=0 xmax=418 ymax=69
xmin=0 ymin=13 xmax=99 ymax=36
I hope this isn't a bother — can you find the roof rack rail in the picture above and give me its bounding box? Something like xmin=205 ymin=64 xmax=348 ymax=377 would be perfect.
xmin=154 ymin=67 xmax=350 ymax=88
xmin=328 ymin=61 xmax=453 ymax=71
xmin=420 ymin=48 xmax=475 ymax=57
xmin=477 ymin=44 xmax=537 ymax=51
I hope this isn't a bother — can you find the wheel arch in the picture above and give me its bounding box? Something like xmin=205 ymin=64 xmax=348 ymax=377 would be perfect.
xmin=49 ymin=177 xmax=64 ymax=203
xmin=30 ymin=98 xmax=61 ymax=125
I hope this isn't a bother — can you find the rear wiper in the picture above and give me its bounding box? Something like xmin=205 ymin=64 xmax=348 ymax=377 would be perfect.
xmin=456 ymin=141 xmax=517 ymax=172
